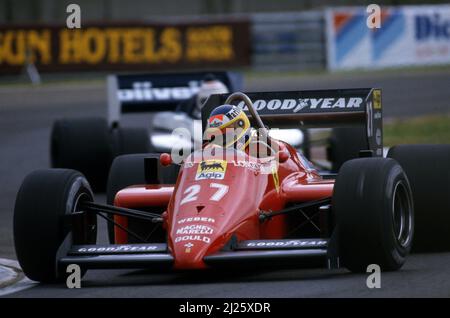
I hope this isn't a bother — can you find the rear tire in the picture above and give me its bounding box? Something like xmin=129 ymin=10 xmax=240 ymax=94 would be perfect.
xmin=106 ymin=154 xmax=175 ymax=243
xmin=14 ymin=169 xmax=97 ymax=283
xmin=333 ymin=158 xmax=414 ymax=272
xmin=107 ymin=154 xmax=148 ymax=206
xmin=51 ymin=118 xmax=112 ymax=192
xmin=388 ymin=144 xmax=450 ymax=252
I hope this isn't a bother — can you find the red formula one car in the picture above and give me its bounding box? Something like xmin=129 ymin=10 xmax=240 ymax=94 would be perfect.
xmin=14 ymin=90 xmax=449 ymax=283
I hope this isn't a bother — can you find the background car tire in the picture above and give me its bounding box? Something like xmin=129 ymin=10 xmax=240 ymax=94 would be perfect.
xmin=111 ymin=127 xmax=152 ymax=157
xmin=14 ymin=169 xmax=97 ymax=283
xmin=388 ymin=144 xmax=450 ymax=252
xmin=333 ymin=158 xmax=414 ymax=272
xmin=328 ymin=127 xmax=368 ymax=172
xmin=300 ymin=129 xmax=311 ymax=159
xmin=51 ymin=117 xmax=112 ymax=192
xmin=106 ymin=154 xmax=177 ymax=244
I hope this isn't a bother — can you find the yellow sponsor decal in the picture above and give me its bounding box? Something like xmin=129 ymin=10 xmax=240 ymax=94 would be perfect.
xmin=184 ymin=242 xmax=193 ymax=253
xmin=271 ymin=166 xmax=280 ymax=193
xmin=373 ymin=89 xmax=382 ymax=110
xmin=195 ymin=160 xmax=227 ymax=181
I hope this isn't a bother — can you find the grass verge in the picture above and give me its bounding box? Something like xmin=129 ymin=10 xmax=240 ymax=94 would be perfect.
xmin=383 ymin=114 xmax=450 ymax=146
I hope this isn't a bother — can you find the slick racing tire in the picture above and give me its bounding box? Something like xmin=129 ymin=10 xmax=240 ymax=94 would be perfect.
xmin=106 ymin=154 xmax=175 ymax=244
xmin=111 ymin=127 xmax=151 ymax=157
xmin=14 ymin=169 xmax=97 ymax=283
xmin=333 ymin=158 xmax=414 ymax=272
xmin=51 ymin=117 xmax=112 ymax=192
xmin=388 ymin=144 xmax=450 ymax=252
xmin=328 ymin=127 xmax=368 ymax=172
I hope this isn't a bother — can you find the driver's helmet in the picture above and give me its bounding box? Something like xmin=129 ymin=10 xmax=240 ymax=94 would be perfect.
xmin=205 ymin=105 xmax=252 ymax=150
xmin=193 ymin=76 xmax=229 ymax=118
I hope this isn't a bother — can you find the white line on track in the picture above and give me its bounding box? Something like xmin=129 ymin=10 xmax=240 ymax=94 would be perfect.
xmin=0 ymin=258 xmax=36 ymax=297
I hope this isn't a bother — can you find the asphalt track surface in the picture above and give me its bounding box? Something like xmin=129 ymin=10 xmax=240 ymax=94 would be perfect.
xmin=1 ymin=69 xmax=450 ymax=297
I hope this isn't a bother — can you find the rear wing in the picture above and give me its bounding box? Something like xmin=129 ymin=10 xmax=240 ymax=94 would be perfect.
xmin=202 ymin=88 xmax=383 ymax=157
xmin=107 ymin=71 xmax=243 ymax=126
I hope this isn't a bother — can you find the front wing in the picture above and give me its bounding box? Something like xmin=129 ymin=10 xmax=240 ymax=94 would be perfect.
xmin=58 ymin=238 xmax=339 ymax=271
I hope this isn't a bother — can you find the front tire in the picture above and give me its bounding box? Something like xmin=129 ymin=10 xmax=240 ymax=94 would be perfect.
xmin=14 ymin=169 xmax=97 ymax=283
xmin=333 ymin=158 xmax=414 ymax=272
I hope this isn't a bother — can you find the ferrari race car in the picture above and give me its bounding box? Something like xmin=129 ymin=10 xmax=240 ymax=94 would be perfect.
xmin=14 ymin=90 xmax=449 ymax=283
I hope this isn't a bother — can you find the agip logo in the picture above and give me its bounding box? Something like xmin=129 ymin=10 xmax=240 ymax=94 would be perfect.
xmin=195 ymin=160 xmax=227 ymax=180
xmin=373 ymin=89 xmax=382 ymax=109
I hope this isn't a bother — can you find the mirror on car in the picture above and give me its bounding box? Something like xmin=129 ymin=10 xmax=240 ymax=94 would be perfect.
xmin=160 ymin=153 xmax=173 ymax=166
xmin=278 ymin=151 xmax=290 ymax=163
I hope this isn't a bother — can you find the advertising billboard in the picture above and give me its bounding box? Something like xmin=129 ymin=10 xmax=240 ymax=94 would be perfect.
xmin=0 ymin=19 xmax=251 ymax=74
xmin=326 ymin=5 xmax=450 ymax=70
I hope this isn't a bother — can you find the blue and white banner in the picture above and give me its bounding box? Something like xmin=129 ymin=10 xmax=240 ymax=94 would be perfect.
xmin=326 ymin=5 xmax=450 ymax=70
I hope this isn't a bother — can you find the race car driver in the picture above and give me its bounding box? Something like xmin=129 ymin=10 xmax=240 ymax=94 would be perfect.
xmin=176 ymin=74 xmax=229 ymax=119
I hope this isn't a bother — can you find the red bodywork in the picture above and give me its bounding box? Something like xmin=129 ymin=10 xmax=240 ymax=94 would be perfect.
xmin=113 ymin=141 xmax=334 ymax=269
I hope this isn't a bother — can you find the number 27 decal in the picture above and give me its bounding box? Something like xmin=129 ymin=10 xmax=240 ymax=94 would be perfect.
xmin=180 ymin=183 xmax=229 ymax=205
